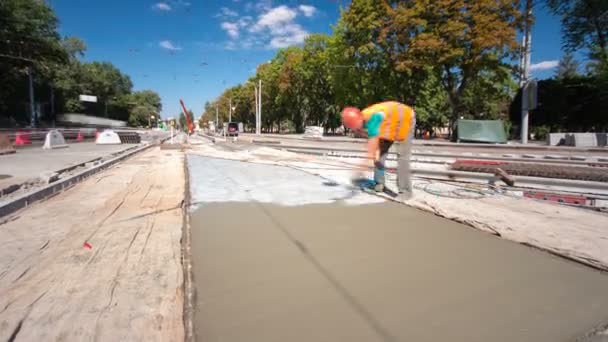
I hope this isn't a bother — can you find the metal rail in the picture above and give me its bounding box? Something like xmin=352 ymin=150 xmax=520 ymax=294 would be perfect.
xmin=232 ymin=141 xmax=608 ymax=198
xmin=271 ymin=145 xmax=608 ymax=168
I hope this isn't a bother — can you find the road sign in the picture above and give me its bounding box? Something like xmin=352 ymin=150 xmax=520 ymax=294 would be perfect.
xmin=79 ymin=95 xmax=97 ymax=103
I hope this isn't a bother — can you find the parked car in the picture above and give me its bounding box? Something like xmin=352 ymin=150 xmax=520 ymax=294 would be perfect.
xmin=227 ymin=122 xmax=239 ymax=137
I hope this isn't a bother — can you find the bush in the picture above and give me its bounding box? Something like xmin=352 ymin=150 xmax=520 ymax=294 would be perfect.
xmin=531 ymin=125 xmax=551 ymax=141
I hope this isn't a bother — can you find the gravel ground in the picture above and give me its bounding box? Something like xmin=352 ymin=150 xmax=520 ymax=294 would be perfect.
xmin=451 ymin=161 xmax=608 ymax=182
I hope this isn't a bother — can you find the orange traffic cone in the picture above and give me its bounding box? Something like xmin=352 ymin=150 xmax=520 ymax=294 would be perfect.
xmin=76 ymin=131 xmax=84 ymax=142
xmin=14 ymin=131 xmax=32 ymax=145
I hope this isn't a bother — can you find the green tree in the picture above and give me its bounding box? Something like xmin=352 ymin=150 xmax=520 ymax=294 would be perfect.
xmin=386 ymin=0 xmax=522 ymax=132
xmin=337 ymin=1 xmax=454 ymax=134
xmin=299 ymin=34 xmax=339 ymax=131
xmin=556 ymin=52 xmax=579 ymax=79
xmin=80 ymin=62 xmax=133 ymax=117
xmin=0 ymin=0 xmax=67 ymax=123
xmin=546 ymin=0 xmax=608 ymax=66
xmin=586 ymin=45 xmax=608 ymax=75
xmin=179 ymin=110 xmax=194 ymax=132
xmin=122 ymin=90 xmax=162 ymax=127
xmin=128 ymin=105 xmax=155 ymax=127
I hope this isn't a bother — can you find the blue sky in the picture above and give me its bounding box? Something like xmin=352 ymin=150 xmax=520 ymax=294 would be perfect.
xmin=49 ymin=0 xmax=571 ymax=118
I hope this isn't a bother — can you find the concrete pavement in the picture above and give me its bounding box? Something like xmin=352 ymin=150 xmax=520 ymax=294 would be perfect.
xmin=0 ymin=142 xmax=138 ymax=191
xmin=188 ymin=155 xmax=608 ymax=342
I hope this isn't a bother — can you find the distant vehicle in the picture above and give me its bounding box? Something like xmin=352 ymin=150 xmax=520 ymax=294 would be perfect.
xmin=227 ymin=122 xmax=239 ymax=137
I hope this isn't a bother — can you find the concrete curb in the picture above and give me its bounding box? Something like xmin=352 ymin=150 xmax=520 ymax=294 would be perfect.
xmin=0 ymin=149 xmax=16 ymax=156
xmin=197 ymin=133 xmax=225 ymax=143
xmin=0 ymin=142 xmax=155 ymax=218
xmin=181 ymin=155 xmax=195 ymax=342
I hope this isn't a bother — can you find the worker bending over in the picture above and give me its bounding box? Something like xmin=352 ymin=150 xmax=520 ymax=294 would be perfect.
xmin=341 ymin=101 xmax=416 ymax=197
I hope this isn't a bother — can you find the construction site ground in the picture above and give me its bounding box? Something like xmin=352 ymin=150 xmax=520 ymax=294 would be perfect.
xmin=0 ymin=147 xmax=184 ymax=341
xmin=1 ymin=135 xmax=608 ymax=341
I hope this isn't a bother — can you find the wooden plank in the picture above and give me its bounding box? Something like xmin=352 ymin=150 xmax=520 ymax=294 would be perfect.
xmin=0 ymin=147 xmax=185 ymax=341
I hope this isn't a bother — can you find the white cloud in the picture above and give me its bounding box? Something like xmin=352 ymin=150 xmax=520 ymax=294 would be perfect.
xmin=153 ymin=2 xmax=172 ymax=11
xmin=252 ymin=5 xmax=298 ymax=32
xmin=170 ymin=0 xmax=190 ymax=7
xmin=530 ymin=60 xmax=559 ymax=71
xmin=218 ymin=4 xmax=309 ymax=50
xmin=245 ymin=0 xmax=272 ymax=13
xmin=251 ymin=5 xmax=309 ymax=48
xmin=159 ymin=40 xmax=182 ymax=51
xmin=221 ymin=22 xmax=240 ymax=39
xmin=218 ymin=7 xmax=238 ymax=17
xmin=298 ymin=5 xmax=317 ymax=17
xmin=269 ymin=26 xmax=308 ymax=48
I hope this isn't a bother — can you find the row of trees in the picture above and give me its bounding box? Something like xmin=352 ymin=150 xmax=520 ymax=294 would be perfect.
xmin=0 ymin=0 xmax=161 ymax=127
xmin=203 ymin=0 xmax=608 ymax=137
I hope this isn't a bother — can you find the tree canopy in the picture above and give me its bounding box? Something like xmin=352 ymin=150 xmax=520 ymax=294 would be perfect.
xmin=0 ymin=0 xmax=161 ymax=127
xmin=203 ymin=0 xmax=523 ymax=136
xmin=547 ymin=0 xmax=608 ymax=66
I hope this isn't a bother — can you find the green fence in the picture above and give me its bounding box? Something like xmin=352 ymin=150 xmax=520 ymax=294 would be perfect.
xmin=457 ymin=119 xmax=507 ymax=144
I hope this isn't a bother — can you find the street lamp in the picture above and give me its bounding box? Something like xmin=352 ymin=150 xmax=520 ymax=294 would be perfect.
xmin=149 ymin=114 xmax=155 ymax=128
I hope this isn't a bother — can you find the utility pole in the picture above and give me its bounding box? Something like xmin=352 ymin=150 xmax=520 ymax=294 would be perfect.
xmin=254 ymin=84 xmax=258 ymax=134
xmin=520 ymin=0 xmax=533 ymax=144
xmin=215 ymin=104 xmax=218 ymax=132
xmin=229 ymin=98 xmax=232 ymax=123
xmin=258 ymin=79 xmax=262 ymax=135
xmin=28 ymin=66 xmax=36 ymax=128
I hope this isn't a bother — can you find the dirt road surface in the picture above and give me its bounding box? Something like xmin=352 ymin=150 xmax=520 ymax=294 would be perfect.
xmin=0 ymin=147 xmax=185 ymax=341
xmin=189 ymin=155 xmax=608 ymax=342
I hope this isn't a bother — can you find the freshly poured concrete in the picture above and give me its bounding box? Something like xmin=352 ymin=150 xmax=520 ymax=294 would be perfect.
xmin=188 ymin=155 xmax=608 ymax=342
xmin=191 ymin=203 xmax=608 ymax=342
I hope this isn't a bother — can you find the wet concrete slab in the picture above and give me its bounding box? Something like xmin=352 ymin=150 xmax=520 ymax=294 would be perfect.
xmin=188 ymin=155 xmax=608 ymax=342
xmin=190 ymin=202 xmax=608 ymax=342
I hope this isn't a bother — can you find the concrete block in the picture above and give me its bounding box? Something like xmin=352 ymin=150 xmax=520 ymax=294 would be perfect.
xmin=42 ymin=130 xmax=68 ymax=149
xmin=565 ymin=133 xmax=598 ymax=147
xmin=0 ymin=133 xmax=16 ymax=155
xmin=304 ymin=126 xmax=323 ymax=139
xmin=547 ymin=133 xmax=566 ymax=146
xmin=597 ymin=133 xmax=607 ymax=147
xmin=39 ymin=172 xmax=59 ymax=184
xmin=96 ymin=129 xmax=121 ymax=145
